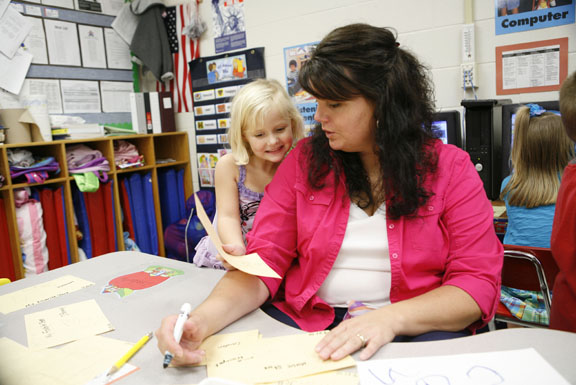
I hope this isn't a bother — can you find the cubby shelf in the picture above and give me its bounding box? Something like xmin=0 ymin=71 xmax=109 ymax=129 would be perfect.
xmin=0 ymin=132 xmax=193 ymax=281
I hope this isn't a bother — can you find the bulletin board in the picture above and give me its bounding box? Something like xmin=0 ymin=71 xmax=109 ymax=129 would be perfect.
xmin=0 ymin=1 xmax=133 ymax=124
xmin=188 ymin=47 xmax=265 ymax=188
xmin=496 ymin=37 xmax=568 ymax=95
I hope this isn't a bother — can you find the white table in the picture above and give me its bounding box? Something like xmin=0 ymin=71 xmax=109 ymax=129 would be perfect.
xmin=1 ymin=251 xmax=575 ymax=384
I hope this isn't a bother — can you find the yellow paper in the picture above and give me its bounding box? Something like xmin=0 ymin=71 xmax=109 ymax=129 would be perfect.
xmin=0 ymin=335 xmax=136 ymax=385
xmin=0 ymin=275 xmax=94 ymax=314
xmin=198 ymin=329 xmax=260 ymax=366
xmin=25 ymin=299 xmax=114 ymax=349
xmin=207 ymin=331 xmax=356 ymax=384
xmin=245 ymin=332 xmax=356 ymax=383
xmin=194 ymin=193 xmax=281 ymax=278
xmin=263 ymin=370 xmax=359 ymax=385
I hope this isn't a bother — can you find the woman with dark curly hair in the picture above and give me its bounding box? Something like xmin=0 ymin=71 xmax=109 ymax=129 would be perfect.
xmin=156 ymin=23 xmax=503 ymax=365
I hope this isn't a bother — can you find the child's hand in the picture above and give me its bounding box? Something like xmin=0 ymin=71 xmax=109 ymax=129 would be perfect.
xmin=217 ymin=244 xmax=247 ymax=271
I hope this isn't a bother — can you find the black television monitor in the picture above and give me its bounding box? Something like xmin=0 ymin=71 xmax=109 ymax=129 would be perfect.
xmin=431 ymin=110 xmax=463 ymax=148
xmin=501 ymin=101 xmax=561 ymax=181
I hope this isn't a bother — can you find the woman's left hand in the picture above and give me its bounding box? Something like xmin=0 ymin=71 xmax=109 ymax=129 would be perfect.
xmin=315 ymin=307 xmax=399 ymax=361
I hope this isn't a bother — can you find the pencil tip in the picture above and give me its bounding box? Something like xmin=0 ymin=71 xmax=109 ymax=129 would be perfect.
xmin=163 ymin=363 xmax=168 ymax=369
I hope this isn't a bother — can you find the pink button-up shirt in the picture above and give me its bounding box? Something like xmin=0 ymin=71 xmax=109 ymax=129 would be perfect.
xmin=247 ymin=138 xmax=503 ymax=332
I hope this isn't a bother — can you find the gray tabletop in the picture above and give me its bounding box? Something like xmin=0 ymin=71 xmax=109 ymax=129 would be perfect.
xmin=1 ymin=251 xmax=575 ymax=384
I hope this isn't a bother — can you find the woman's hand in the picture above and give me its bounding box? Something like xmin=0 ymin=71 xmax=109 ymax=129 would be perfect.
xmin=155 ymin=312 xmax=207 ymax=366
xmin=216 ymin=244 xmax=247 ymax=271
xmin=315 ymin=286 xmax=482 ymax=361
xmin=315 ymin=307 xmax=400 ymax=361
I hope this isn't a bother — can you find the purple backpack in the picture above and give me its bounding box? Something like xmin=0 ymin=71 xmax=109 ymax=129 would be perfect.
xmin=10 ymin=156 xmax=61 ymax=184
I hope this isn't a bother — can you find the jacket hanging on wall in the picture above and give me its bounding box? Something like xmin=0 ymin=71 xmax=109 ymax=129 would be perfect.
xmin=130 ymin=0 xmax=175 ymax=82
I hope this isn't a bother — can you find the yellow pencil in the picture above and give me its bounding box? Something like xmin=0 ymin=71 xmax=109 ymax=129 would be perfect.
xmin=106 ymin=332 xmax=153 ymax=377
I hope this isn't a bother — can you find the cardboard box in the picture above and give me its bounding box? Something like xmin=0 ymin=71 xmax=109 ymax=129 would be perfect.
xmin=0 ymin=108 xmax=45 ymax=144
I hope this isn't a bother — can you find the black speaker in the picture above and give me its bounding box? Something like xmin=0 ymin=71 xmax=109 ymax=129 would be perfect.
xmin=461 ymin=99 xmax=512 ymax=201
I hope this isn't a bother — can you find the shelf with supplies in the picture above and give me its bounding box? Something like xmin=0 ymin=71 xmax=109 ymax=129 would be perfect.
xmin=0 ymin=132 xmax=193 ymax=281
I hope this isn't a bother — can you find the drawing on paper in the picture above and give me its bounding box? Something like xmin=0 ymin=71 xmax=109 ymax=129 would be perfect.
xmin=367 ymin=364 xmax=505 ymax=385
xmin=102 ymin=265 xmax=184 ymax=297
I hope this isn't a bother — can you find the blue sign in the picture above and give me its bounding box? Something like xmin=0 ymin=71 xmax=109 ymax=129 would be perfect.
xmin=495 ymin=2 xmax=575 ymax=35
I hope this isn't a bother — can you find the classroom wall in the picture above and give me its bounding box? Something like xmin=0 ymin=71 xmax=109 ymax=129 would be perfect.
xmin=197 ymin=0 xmax=575 ymax=106
xmin=166 ymin=0 xmax=573 ymax=191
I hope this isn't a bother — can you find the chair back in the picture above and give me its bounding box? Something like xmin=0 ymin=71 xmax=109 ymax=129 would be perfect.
xmin=502 ymin=245 xmax=559 ymax=292
xmin=501 ymin=244 xmax=559 ymax=321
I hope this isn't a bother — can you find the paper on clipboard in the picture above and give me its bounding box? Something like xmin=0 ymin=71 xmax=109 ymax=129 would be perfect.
xmin=194 ymin=193 xmax=281 ymax=278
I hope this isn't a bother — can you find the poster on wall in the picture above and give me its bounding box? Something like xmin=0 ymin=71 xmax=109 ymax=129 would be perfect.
xmin=211 ymin=0 xmax=246 ymax=54
xmin=189 ymin=47 xmax=265 ymax=188
xmin=283 ymin=42 xmax=318 ymax=137
xmin=495 ymin=37 xmax=568 ymax=95
xmin=495 ymin=0 xmax=575 ymax=35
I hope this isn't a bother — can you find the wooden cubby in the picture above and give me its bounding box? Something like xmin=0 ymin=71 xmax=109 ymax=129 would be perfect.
xmin=0 ymin=132 xmax=193 ymax=281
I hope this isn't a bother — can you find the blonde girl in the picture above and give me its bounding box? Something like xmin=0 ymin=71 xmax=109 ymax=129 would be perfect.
xmin=499 ymin=103 xmax=574 ymax=326
xmin=500 ymin=103 xmax=574 ymax=248
xmin=193 ymin=79 xmax=304 ymax=268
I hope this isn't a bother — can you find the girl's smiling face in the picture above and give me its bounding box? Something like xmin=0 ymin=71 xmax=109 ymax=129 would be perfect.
xmin=245 ymin=107 xmax=294 ymax=163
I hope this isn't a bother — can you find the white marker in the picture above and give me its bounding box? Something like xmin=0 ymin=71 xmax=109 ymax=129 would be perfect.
xmin=162 ymin=303 xmax=191 ymax=368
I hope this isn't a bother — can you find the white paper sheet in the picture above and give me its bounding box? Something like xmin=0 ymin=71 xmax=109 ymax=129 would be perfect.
xmin=24 ymin=4 xmax=42 ymax=16
xmin=61 ymin=79 xmax=101 ymax=113
xmin=502 ymin=43 xmax=561 ymax=90
xmin=0 ymin=0 xmax=10 ymax=17
xmin=100 ymin=0 xmax=123 ymax=16
xmin=9 ymin=1 xmax=23 ymax=12
xmin=100 ymin=81 xmax=132 ymax=112
xmin=23 ymin=16 xmax=48 ymax=64
xmin=44 ymin=7 xmax=59 ymax=17
xmin=0 ymin=87 xmax=22 ymax=108
xmin=41 ymin=0 xmax=74 ymax=9
xmin=0 ymin=6 xmax=32 ymax=59
xmin=79 ymin=24 xmax=106 ymax=68
xmin=21 ymin=78 xmax=63 ymax=113
xmin=103 ymin=28 xmax=132 ymax=69
xmin=20 ymin=94 xmax=52 ymax=141
xmin=45 ymin=19 xmax=81 ymax=66
xmin=0 ymin=47 xmax=32 ymax=94
xmin=357 ymin=348 xmax=570 ymax=385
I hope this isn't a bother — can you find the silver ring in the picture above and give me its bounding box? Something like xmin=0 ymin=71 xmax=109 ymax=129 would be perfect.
xmin=356 ymin=333 xmax=367 ymax=348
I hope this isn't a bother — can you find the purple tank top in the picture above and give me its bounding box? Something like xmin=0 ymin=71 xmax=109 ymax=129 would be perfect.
xmin=237 ymin=165 xmax=264 ymax=237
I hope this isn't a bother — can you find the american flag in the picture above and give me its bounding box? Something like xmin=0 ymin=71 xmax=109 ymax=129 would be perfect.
xmin=157 ymin=1 xmax=201 ymax=113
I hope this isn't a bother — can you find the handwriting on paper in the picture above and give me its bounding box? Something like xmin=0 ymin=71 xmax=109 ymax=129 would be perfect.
xmin=195 ymin=329 xmax=260 ymax=367
xmin=25 ymin=299 xmax=114 ymax=349
xmin=208 ymin=330 xmax=356 ymax=384
xmin=0 ymin=275 xmax=94 ymax=314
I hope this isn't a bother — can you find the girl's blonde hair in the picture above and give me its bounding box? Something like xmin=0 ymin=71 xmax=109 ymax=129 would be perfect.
xmin=228 ymin=79 xmax=304 ymax=165
xmin=500 ymin=105 xmax=575 ymax=207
